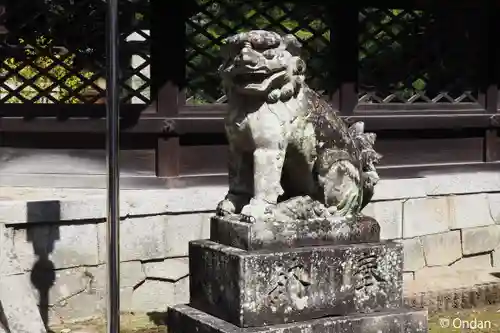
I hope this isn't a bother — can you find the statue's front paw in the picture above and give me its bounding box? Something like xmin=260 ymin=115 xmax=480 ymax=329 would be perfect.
xmin=216 ymin=199 xmax=236 ymax=216
xmin=240 ymin=198 xmax=274 ymax=220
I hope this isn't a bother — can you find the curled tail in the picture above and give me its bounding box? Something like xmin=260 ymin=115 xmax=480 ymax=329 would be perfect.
xmin=316 ymin=121 xmax=382 ymax=216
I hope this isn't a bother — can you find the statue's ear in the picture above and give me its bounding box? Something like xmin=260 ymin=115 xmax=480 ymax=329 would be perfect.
xmin=283 ymin=34 xmax=302 ymax=56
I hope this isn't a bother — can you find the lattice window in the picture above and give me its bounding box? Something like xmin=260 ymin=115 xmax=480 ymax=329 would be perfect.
xmin=358 ymin=8 xmax=481 ymax=105
xmin=186 ymin=0 xmax=330 ymax=105
xmin=0 ymin=0 xmax=151 ymax=105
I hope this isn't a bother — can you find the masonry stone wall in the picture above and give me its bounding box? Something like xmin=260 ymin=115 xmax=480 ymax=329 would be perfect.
xmin=0 ymin=171 xmax=499 ymax=324
xmin=362 ymin=172 xmax=500 ymax=286
xmin=0 ymin=188 xmax=221 ymax=325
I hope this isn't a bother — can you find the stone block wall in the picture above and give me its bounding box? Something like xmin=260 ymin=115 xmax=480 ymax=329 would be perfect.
xmin=0 ymin=171 xmax=499 ymax=323
xmin=0 ymin=188 xmax=222 ymax=325
xmin=361 ymin=172 xmax=500 ymax=286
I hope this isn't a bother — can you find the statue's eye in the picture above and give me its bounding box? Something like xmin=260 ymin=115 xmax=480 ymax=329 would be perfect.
xmin=262 ymin=49 xmax=278 ymax=60
xmin=263 ymin=52 xmax=275 ymax=60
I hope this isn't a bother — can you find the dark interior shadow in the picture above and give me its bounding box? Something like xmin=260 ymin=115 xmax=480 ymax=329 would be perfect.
xmin=26 ymin=201 xmax=61 ymax=331
xmin=489 ymin=272 xmax=500 ymax=279
xmin=147 ymin=311 xmax=168 ymax=326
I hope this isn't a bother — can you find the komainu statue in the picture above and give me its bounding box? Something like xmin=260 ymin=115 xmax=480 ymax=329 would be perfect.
xmin=216 ymin=30 xmax=381 ymax=221
xmin=168 ymin=29 xmax=428 ymax=333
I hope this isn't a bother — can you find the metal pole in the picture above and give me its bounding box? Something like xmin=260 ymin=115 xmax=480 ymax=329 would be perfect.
xmin=105 ymin=0 xmax=120 ymax=331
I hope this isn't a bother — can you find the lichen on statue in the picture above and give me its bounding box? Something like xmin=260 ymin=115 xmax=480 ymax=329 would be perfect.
xmin=216 ymin=30 xmax=382 ymax=222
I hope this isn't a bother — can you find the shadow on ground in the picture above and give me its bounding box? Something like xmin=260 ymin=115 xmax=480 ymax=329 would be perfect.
xmin=147 ymin=311 xmax=168 ymax=326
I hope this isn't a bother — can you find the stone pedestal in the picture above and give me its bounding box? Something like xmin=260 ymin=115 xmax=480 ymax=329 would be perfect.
xmin=169 ymin=305 xmax=427 ymax=333
xmin=167 ymin=215 xmax=428 ymax=333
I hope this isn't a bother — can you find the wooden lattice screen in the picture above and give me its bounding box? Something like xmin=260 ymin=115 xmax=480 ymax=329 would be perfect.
xmin=185 ymin=1 xmax=484 ymax=109
xmin=185 ymin=0 xmax=331 ymax=105
xmin=358 ymin=7 xmax=481 ymax=105
xmin=0 ymin=0 xmax=495 ymax=188
xmin=0 ymin=0 xmax=151 ymax=105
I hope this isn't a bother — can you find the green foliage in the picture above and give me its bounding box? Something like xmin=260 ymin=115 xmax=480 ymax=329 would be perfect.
xmin=1 ymin=36 xmax=97 ymax=104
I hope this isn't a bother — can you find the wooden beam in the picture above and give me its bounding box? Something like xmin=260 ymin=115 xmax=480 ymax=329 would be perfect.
xmin=1 ymin=112 xmax=498 ymax=135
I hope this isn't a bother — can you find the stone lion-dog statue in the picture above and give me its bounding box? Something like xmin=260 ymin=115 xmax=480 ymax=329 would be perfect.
xmin=215 ymin=30 xmax=381 ymax=221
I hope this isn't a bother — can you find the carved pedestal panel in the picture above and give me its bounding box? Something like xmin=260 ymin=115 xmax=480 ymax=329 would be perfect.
xmin=189 ymin=239 xmax=403 ymax=327
xmin=168 ymin=305 xmax=428 ymax=333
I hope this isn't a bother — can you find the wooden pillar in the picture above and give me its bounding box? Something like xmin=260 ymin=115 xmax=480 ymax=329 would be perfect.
xmin=328 ymin=2 xmax=359 ymax=115
xmin=150 ymin=0 xmax=190 ymax=177
xmin=485 ymin=0 xmax=499 ymax=161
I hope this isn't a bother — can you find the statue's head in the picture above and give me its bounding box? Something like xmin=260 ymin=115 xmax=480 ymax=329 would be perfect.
xmin=219 ymin=30 xmax=306 ymax=103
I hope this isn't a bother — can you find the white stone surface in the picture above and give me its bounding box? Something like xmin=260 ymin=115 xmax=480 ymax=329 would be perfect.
xmin=174 ymin=276 xmax=190 ymax=305
xmin=120 ymin=261 xmax=146 ymax=288
xmin=88 ymin=262 xmax=145 ymax=289
xmin=402 ymin=272 xmax=414 ymax=284
xmin=399 ymin=238 xmax=426 ymax=271
xmin=425 ymin=171 xmax=500 ymax=196
xmin=0 ymin=187 xmax=105 ymax=201
xmin=371 ymin=178 xmax=426 ymax=201
xmin=451 ymin=253 xmax=492 ymax=269
xmin=52 ymin=292 xmax=104 ymax=322
xmin=130 ymin=280 xmax=175 ymax=312
xmin=448 ymin=194 xmax=495 ymax=229
xmin=98 ymin=216 xmax=169 ymax=263
xmin=97 ymin=213 xmax=210 ymax=262
xmin=124 ymin=187 xmax=224 ymax=216
xmin=47 ymin=267 xmax=96 ymax=307
xmin=13 ymin=224 xmax=99 ymax=271
xmin=421 ymin=231 xmax=462 ymax=266
xmin=143 ymin=258 xmax=189 ymax=282
xmin=413 ymin=266 xmax=454 ymax=280
xmin=0 ymin=225 xmax=23 ymax=276
xmin=163 ymin=213 xmax=211 ymax=257
xmin=0 ymin=174 xmax=497 ymax=223
xmin=0 ymin=196 xmax=119 ymax=224
xmin=51 ymin=224 xmax=99 ymax=269
xmin=0 ymin=186 xmax=225 ymax=224
xmin=362 ymin=201 xmax=403 ymax=240
xmin=47 ymin=266 xmax=106 ymax=321
xmin=461 ymin=225 xmax=500 ymax=255
xmin=119 ymin=287 xmax=135 ymax=313
xmin=409 ymin=266 xmax=500 ymax=294
xmin=402 ymin=197 xmax=450 ymax=238
xmin=86 ymin=265 xmax=144 ymax=312
xmin=0 ymin=274 xmax=47 ymax=333
xmin=488 ymin=193 xmax=500 ymax=224
xmin=0 ymin=201 xmax=29 ymax=223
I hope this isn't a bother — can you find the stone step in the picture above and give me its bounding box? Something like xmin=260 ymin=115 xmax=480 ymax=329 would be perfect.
xmin=189 ymin=239 xmax=403 ymax=327
xmin=168 ymin=304 xmax=428 ymax=333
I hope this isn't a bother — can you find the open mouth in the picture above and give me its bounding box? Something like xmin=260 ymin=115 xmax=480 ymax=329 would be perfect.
xmin=233 ymin=72 xmax=271 ymax=85
xmin=232 ymin=70 xmax=288 ymax=93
